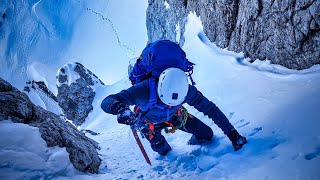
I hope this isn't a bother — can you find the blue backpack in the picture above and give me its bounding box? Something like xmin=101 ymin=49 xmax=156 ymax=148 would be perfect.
xmin=129 ymin=40 xmax=195 ymax=86
xmin=129 ymin=40 xmax=195 ymax=122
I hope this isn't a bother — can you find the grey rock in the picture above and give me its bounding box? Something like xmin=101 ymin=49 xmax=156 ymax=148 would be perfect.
xmin=0 ymin=77 xmax=13 ymax=92
xmin=0 ymin=85 xmax=33 ymax=123
xmin=74 ymin=62 xmax=105 ymax=86
xmin=57 ymin=79 xmax=95 ymax=126
xmin=57 ymin=63 xmax=104 ymax=126
xmin=0 ymin=77 xmax=101 ymax=173
xmin=147 ymin=0 xmax=188 ymax=46
xmin=58 ymin=74 xmax=68 ymax=84
xmin=147 ymin=0 xmax=320 ymax=69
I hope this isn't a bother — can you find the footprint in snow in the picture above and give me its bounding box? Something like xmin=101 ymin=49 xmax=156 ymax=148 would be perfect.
xmin=190 ymin=147 xmax=203 ymax=156
xmin=210 ymin=145 xmax=234 ymax=158
xmin=235 ymin=119 xmax=250 ymax=129
xmin=153 ymin=165 xmax=164 ymax=172
xmin=304 ymin=146 xmax=320 ymax=160
xmin=247 ymin=127 xmax=263 ymax=137
xmin=173 ymin=155 xmax=198 ymax=172
xmin=196 ymin=155 xmax=219 ymax=171
xmin=137 ymin=175 xmax=144 ymax=179
xmin=126 ymin=169 xmax=138 ymax=173
xmin=244 ymin=137 xmax=285 ymax=158
xmin=228 ymin=112 xmax=235 ymax=119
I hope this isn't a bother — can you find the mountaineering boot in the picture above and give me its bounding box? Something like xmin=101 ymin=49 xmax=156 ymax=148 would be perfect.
xmin=152 ymin=138 xmax=172 ymax=155
xmin=187 ymin=135 xmax=212 ymax=145
xmin=227 ymin=128 xmax=247 ymax=151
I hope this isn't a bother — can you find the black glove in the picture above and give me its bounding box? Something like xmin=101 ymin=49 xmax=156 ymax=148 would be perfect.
xmin=227 ymin=128 xmax=247 ymax=151
xmin=117 ymin=106 xmax=136 ymax=125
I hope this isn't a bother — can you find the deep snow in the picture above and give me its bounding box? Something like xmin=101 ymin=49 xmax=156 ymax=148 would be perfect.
xmin=0 ymin=121 xmax=77 ymax=179
xmin=1 ymin=0 xmax=320 ymax=179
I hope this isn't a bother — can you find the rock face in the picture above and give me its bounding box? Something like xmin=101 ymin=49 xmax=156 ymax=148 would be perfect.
xmin=146 ymin=1 xmax=188 ymax=46
xmin=0 ymin=77 xmax=101 ymax=173
xmin=56 ymin=62 xmax=104 ymax=126
xmin=146 ymin=0 xmax=320 ymax=69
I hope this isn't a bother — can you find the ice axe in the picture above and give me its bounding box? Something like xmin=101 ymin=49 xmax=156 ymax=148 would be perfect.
xmin=130 ymin=124 xmax=152 ymax=166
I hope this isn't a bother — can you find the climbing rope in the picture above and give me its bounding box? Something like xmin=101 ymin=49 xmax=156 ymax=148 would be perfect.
xmin=164 ymin=106 xmax=188 ymax=134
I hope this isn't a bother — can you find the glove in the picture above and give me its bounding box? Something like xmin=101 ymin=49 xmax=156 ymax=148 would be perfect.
xmin=227 ymin=128 xmax=247 ymax=151
xmin=117 ymin=106 xmax=136 ymax=125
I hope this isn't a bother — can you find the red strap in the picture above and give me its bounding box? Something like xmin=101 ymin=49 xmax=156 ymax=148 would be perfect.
xmin=177 ymin=107 xmax=181 ymax=116
xmin=164 ymin=121 xmax=174 ymax=128
xmin=135 ymin=106 xmax=141 ymax=115
xmin=149 ymin=122 xmax=155 ymax=140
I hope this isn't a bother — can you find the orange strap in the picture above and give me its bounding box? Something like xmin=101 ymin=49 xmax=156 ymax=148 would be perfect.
xmin=135 ymin=106 xmax=141 ymax=115
xmin=164 ymin=121 xmax=174 ymax=128
xmin=148 ymin=122 xmax=155 ymax=140
xmin=177 ymin=107 xmax=181 ymax=116
xmin=137 ymin=106 xmax=185 ymax=139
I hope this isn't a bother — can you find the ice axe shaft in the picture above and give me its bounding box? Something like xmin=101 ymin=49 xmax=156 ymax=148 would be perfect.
xmin=131 ymin=125 xmax=152 ymax=166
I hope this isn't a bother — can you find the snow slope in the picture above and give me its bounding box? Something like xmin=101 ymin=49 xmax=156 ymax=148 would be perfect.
xmin=62 ymin=0 xmax=148 ymax=85
xmin=0 ymin=0 xmax=84 ymax=90
xmin=58 ymin=13 xmax=320 ymax=179
xmin=24 ymin=81 xmax=63 ymax=116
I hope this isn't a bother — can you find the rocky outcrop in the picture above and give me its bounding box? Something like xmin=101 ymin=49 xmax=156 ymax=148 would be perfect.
xmin=24 ymin=80 xmax=64 ymax=116
xmin=56 ymin=62 xmax=104 ymax=126
xmin=0 ymin=77 xmax=101 ymax=173
xmin=24 ymin=80 xmax=57 ymax=102
xmin=146 ymin=1 xmax=188 ymax=46
xmin=146 ymin=0 xmax=320 ymax=69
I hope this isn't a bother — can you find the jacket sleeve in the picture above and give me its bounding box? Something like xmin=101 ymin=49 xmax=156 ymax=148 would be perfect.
xmin=185 ymin=85 xmax=234 ymax=135
xmin=100 ymin=83 xmax=145 ymax=115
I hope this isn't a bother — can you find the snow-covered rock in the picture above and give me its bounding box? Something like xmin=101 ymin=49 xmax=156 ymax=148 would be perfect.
xmin=0 ymin=77 xmax=101 ymax=173
xmin=56 ymin=62 xmax=105 ymax=126
xmin=146 ymin=0 xmax=187 ymax=46
xmin=0 ymin=120 xmax=77 ymax=179
xmin=24 ymin=80 xmax=63 ymax=116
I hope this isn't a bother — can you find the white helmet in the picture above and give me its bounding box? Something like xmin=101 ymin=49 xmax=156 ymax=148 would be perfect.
xmin=157 ymin=68 xmax=189 ymax=106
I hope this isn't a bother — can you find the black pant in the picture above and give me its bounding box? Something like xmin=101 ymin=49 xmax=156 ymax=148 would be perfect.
xmin=141 ymin=114 xmax=213 ymax=155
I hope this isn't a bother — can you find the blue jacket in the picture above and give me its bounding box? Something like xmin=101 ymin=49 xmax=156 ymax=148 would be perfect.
xmin=101 ymin=79 xmax=234 ymax=135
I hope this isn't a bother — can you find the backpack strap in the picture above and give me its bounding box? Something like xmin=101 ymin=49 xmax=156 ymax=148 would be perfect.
xmin=139 ymin=78 xmax=181 ymax=123
xmin=140 ymin=78 xmax=157 ymax=112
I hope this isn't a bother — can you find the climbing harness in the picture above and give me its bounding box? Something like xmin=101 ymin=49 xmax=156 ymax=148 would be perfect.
xmin=134 ymin=105 xmax=189 ymax=140
xmin=164 ymin=106 xmax=189 ymax=134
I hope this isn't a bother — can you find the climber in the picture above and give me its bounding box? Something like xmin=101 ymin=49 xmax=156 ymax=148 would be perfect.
xmin=100 ymin=40 xmax=246 ymax=155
